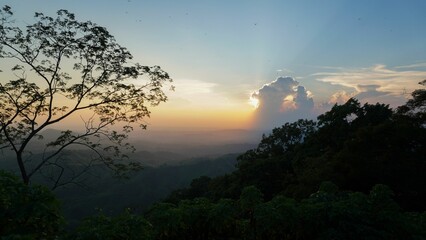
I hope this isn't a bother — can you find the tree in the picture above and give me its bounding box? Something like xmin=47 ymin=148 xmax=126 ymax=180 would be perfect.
xmin=396 ymin=79 xmax=426 ymax=124
xmin=0 ymin=6 xmax=172 ymax=187
xmin=145 ymin=202 xmax=185 ymax=239
xmin=73 ymin=209 xmax=153 ymax=240
xmin=236 ymin=119 xmax=316 ymax=199
xmin=0 ymin=170 xmax=64 ymax=239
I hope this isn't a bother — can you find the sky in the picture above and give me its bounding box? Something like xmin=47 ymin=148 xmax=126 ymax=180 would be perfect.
xmin=2 ymin=0 xmax=426 ymax=131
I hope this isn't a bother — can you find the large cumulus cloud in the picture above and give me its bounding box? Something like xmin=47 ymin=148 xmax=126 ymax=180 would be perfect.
xmin=251 ymin=76 xmax=315 ymax=129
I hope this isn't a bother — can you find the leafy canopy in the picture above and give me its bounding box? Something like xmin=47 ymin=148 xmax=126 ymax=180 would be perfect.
xmin=0 ymin=170 xmax=63 ymax=239
xmin=0 ymin=6 xmax=172 ymax=187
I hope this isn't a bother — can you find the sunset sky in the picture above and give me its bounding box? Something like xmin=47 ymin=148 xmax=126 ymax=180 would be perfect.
xmin=2 ymin=0 xmax=426 ymax=131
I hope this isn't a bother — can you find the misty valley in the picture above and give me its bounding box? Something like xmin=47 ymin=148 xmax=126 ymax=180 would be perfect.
xmin=1 ymin=131 xmax=252 ymax=227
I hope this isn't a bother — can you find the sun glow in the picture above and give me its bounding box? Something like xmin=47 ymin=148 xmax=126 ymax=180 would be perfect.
xmin=249 ymin=95 xmax=260 ymax=109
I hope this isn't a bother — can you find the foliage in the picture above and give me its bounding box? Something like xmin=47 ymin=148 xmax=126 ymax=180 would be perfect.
xmin=239 ymin=185 xmax=263 ymax=214
xmin=57 ymin=153 xmax=237 ymax=227
xmin=3 ymin=177 xmax=421 ymax=239
xmin=71 ymin=209 xmax=153 ymax=240
xmin=141 ymin=184 xmax=425 ymax=240
xmin=0 ymin=6 xmax=171 ymax=187
xmin=0 ymin=170 xmax=63 ymax=239
xmin=146 ymin=188 xmax=248 ymax=240
xmin=169 ymin=83 xmax=426 ymax=211
xmin=397 ymin=79 xmax=426 ymax=123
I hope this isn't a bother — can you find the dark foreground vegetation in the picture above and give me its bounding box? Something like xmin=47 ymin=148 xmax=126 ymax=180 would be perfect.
xmin=1 ymin=81 xmax=425 ymax=239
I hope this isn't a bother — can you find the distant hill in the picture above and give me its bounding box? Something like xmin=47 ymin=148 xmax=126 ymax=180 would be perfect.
xmin=55 ymin=153 xmax=239 ymax=227
xmin=0 ymin=128 xmax=259 ymax=227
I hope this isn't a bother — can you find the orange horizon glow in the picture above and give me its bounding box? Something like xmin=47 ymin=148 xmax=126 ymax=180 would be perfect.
xmin=53 ymin=105 xmax=257 ymax=132
xmin=146 ymin=107 xmax=256 ymax=130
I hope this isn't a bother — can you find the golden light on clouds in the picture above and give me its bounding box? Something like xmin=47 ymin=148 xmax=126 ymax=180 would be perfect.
xmin=314 ymin=64 xmax=426 ymax=96
xmin=249 ymin=95 xmax=260 ymax=109
xmin=281 ymin=94 xmax=297 ymax=111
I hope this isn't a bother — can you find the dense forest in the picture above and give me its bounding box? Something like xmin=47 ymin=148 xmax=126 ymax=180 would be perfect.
xmin=1 ymin=81 xmax=425 ymax=239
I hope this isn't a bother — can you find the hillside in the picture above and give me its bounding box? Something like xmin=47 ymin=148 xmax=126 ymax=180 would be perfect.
xmin=166 ymin=97 xmax=426 ymax=211
xmin=55 ymin=153 xmax=239 ymax=227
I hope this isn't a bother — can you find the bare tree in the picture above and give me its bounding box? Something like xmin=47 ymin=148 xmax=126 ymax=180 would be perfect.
xmin=0 ymin=6 xmax=172 ymax=188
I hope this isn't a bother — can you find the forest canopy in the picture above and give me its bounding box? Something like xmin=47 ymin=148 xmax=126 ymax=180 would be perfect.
xmin=168 ymin=81 xmax=426 ymax=212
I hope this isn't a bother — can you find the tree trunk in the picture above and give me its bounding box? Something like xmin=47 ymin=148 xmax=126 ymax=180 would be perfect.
xmin=16 ymin=152 xmax=29 ymax=185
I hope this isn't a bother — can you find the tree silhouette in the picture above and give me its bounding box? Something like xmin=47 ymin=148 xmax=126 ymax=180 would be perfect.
xmin=0 ymin=170 xmax=63 ymax=239
xmin=0 ymin=6 xmax=172 ymax=188
xmin=168 ymin=84 xmax=426 ymax=210
xmin=73 ymin=209 xmax=153 ymax=240
xmin=397 ymin=79 xmax=426 ymax=124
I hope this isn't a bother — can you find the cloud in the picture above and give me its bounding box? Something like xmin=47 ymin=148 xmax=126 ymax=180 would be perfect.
xmin=314 ymin=64 xmax=426 ymax=106
xmin=328 ymin=90 xmax=354 ymax=105
xmin=155 ymin=78 xmax=255 ymax=113
xmin=251 ymin=76 xmax=315 ymax=129
xmin=395 ymin=62 xmax=426 ymax=69
xmin=171 ymin=79 xmax=217 ymax=95
xmin=163 ymin=79 xmax=226 ymax=108
xmin=355 ymin=84 xmax=390 ymax=100
xmin=276 ymin=68 xmax=294 ymax=74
